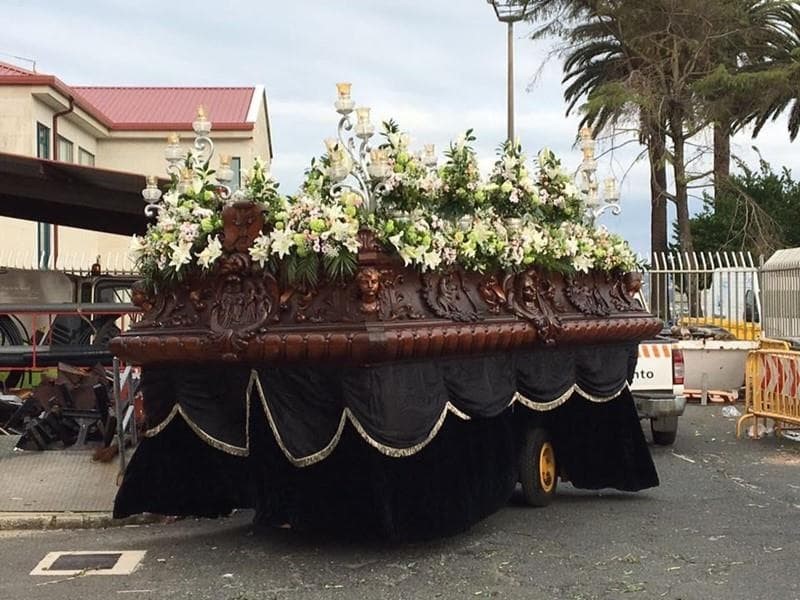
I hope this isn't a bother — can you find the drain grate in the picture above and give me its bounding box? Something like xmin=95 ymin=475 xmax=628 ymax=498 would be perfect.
xmin=31 ymin=551 xmax=146 ymax=576
xmin=49 ymin=553 xmax=123 ymax=571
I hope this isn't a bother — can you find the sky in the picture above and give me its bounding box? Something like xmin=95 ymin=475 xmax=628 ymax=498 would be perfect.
xmin=3 ymin=0 xmax=799 ymax=257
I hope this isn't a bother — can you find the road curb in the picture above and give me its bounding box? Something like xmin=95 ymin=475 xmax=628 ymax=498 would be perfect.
xmin=0 ymin=512 xmax=164 ymax=531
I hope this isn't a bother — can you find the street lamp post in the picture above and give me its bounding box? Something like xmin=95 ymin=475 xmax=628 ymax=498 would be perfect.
xmin=578 ymin=125 xmax=620 ymax=225
xmin=486 ymin=0 xmax=532 ymax=142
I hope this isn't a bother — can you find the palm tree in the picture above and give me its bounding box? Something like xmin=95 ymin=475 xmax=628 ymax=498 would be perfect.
xmin=729 ymin=3 xmax=800 ymax=142
xmin=694 ymin=1 xmax=800 ymax=201
xmin=558 ymin=4 xmax=672 ymax=256
xmin=528 ymin=0 xmax=800 ymax=255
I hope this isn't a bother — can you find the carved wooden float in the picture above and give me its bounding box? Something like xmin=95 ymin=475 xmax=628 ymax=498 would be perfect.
xmin=110 ymin=201 xmax=661 ymax=366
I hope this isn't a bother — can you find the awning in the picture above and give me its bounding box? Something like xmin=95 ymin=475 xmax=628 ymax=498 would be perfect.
xmin=0 ymin=152 xmax=158 ymax=235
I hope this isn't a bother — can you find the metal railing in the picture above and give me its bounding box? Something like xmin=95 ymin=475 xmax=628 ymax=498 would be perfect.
xmin=643 ymin=251 xmax=761 ymax=340
xmin=0 ymin=249 xmax=137 ymax=276
xmin=112 ymin=357 xmax=139 ymax=477
xmin=760 ymin=248 xmax=800 ymax=342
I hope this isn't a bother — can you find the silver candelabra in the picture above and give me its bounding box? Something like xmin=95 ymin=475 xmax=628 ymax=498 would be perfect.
xmin=141 ymin=106 xmax=236 ymax=218
xmin=578 ymin=126 xmax=620 ymax=225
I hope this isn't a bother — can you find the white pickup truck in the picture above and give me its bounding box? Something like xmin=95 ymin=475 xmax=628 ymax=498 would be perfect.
xmin=630 ymin=336 xmax=686 ymax=445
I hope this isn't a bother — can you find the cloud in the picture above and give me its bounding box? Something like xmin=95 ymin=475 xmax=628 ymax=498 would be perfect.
xmin=7 ymin=0 xmax=800 ymax=255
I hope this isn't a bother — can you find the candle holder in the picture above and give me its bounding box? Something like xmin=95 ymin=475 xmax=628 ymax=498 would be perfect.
xmin=142 ymin=175 xmax=162 ymax=218
xmin=329 ymin=83 xmax=390 ymax=213
xmin=164 ymin=132 xmax=186 ymax=177
xmin=578 ymin=126 xmax=620 ymax=225
xmin=335 ymin=82 xmax=355 ymax=115
xmin=422 ymin=144 xmax=438 ymax=168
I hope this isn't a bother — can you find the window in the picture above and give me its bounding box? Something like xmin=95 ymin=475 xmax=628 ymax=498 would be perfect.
xmin=78 ymin=147 xmax=95 ymax=166
xmin=57 ymin=136 xmax=73 ymax=162
xmin=231 ymin=157 xmax=242 ymax=191
xmin=36 ymin=122 xmax=50 ymax=159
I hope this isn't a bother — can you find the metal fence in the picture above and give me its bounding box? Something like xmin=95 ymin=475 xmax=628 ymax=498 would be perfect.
xmin=112 ymin=357 xmax=139 ymax=476
xmin=0 ymin=249 xmax=137 ymax=276
xmin=760 ymin=248 xmax=800 ymax=342
xmin=643 ymin=251 xmax=761 ymax=340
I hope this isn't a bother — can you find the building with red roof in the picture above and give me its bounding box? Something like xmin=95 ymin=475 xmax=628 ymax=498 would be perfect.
xmin=0 ymin=60 xmax=272 ymax=270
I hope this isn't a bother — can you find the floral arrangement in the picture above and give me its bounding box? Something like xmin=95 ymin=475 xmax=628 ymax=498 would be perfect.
xmin=130 ymin=160 xmax=225 ymax=285
xmin=485 ymin=140 xmax=537 ymax=217
xmin=131 ymin=121 xmax=638 ymax=290
xmin=438 ymin=129 xmax=482 ymax=218
xmin=375 ymin=120 xmax=438 ymax=213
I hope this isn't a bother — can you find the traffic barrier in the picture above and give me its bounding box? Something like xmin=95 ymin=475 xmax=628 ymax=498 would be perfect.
xmin=638 ymin=343 xmax=672 ymax=359
xmin=736 ymin=346 xmax=800 ymax=437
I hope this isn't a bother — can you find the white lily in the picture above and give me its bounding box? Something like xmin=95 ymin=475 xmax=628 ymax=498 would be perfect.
xmin=573 ymin=254 xmax=593 ymax=273
xmin=269 ymin=228 xmax=296 ymax=259
xmin=249 ymin=234 xmax=271 ymax=267
xmin=168 ymin=240 xmax=193 ymax=271
xmin=197 ymin=236 xmax=222 ymax=269
xmin=129 ymin=235 xmax=147 ymax=262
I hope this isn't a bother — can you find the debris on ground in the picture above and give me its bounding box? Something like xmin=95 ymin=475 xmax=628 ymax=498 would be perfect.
xmin=668 ymin=324 xmax=737 ymax=341
xmin=747 ymin=422 xmax=774 ymax=439
xmin=0 ymin=363 xmax=122 ymax=451
xmin=684 ymin=388 xmax=740 ymax=404
xmin=721 ymin=405 xmax=742 ymax=418
xmin=781 ymin=431 xmax=800 ymax=442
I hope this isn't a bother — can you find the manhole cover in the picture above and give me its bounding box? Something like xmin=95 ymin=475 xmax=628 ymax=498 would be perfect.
xmin=31 ymin=551 xmax=146 ymax=576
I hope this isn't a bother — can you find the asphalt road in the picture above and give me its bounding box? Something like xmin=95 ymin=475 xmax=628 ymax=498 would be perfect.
xmin=1 ymin=405 xmax=798 ymax=600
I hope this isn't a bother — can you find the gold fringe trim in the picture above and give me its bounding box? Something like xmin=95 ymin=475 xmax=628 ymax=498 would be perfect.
xmin=144 ymin=403 xmax=180 ymax=437
xmin=573 ymin=382 xmax=629 ymax=403
xmin=343 ymin=402 xmax=469 ymax=458
xmin=515 ymin=382 xmax=628 ymax=411
xmin=513 ymin=386 xmax=575 ymax=412
xmin=447 ymin=402 xmax=472 ymax=421
xmin=177 ymin=406 xmax=249 ymax=457
xmin=143 ymin=401 xmax=249 ymax=458
xmin=249 ymin=370 xmax=474 ymax=463
xmin=250 ymin=371 xmax=348 ymax=468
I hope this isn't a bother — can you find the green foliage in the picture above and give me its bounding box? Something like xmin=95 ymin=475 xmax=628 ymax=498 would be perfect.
xmin=689 ymin=155 xmax=800 ymax=255
xmin=323 ymin=250 xmax=358 ymax=282
xmin=245 ymin=157 xmax=283 ymax=218
xmin=284 ymin=252 xmax=320 ymax=290
xmin=439 ymin=129 xmax=481 ymax=218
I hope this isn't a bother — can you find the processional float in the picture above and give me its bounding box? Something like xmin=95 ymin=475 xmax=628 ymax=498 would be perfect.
xmin=111 ymin=84 xmax=660 ymax=539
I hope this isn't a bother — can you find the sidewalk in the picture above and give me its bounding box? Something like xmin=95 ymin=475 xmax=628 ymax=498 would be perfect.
xmin=0 ymin=435 xmax=153 ymax=530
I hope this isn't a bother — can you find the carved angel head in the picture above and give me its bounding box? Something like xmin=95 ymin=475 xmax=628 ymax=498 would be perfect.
xmin=221 ymin=203 xmax=265 ymax=253
xmin=356 ymin=266 xmax=381 ymax=302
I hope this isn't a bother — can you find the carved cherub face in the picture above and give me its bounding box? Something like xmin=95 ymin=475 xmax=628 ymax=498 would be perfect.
xmin=520 ymin=271 xmax=537 ymax=304
xmin=356 ymin=267 xmax=381 ymax=300
xmin=222 ymin=204 xmax=264 ymax=253
xmin=131 ymin=281 xmax=151 ymax=308
xmin=623 ymin=272 xmax=642 ymax=296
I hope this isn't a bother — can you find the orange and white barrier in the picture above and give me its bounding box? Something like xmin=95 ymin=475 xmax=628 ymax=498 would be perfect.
xmin=736 ymin=347 xmax=800 ymax=437
xmin=638 ymin=343 xmax=671 ymax=359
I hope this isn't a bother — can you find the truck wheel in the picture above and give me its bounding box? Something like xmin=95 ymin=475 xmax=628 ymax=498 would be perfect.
xmin=0 ymin=316 xmax=25 ymax=389
xmin=518 ymin=427 xmax=557 ymax=507
xmin=650 ymin=418 xmax=678 ymax=446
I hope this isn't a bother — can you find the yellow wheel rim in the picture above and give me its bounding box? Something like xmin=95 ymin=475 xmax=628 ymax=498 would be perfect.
xmin=538 ymin=441 xmax=556 ymax=493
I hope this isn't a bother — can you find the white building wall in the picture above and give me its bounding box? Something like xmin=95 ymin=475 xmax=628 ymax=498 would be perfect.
xmin=0 ymin=87 xmax=33 ymax=155
xmin=1 ymin=88 xmax=271 ymax=272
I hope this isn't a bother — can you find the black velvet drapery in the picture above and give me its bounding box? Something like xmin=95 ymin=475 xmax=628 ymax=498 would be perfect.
xmin=114 ymin=342 xmax=659 ymax=539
